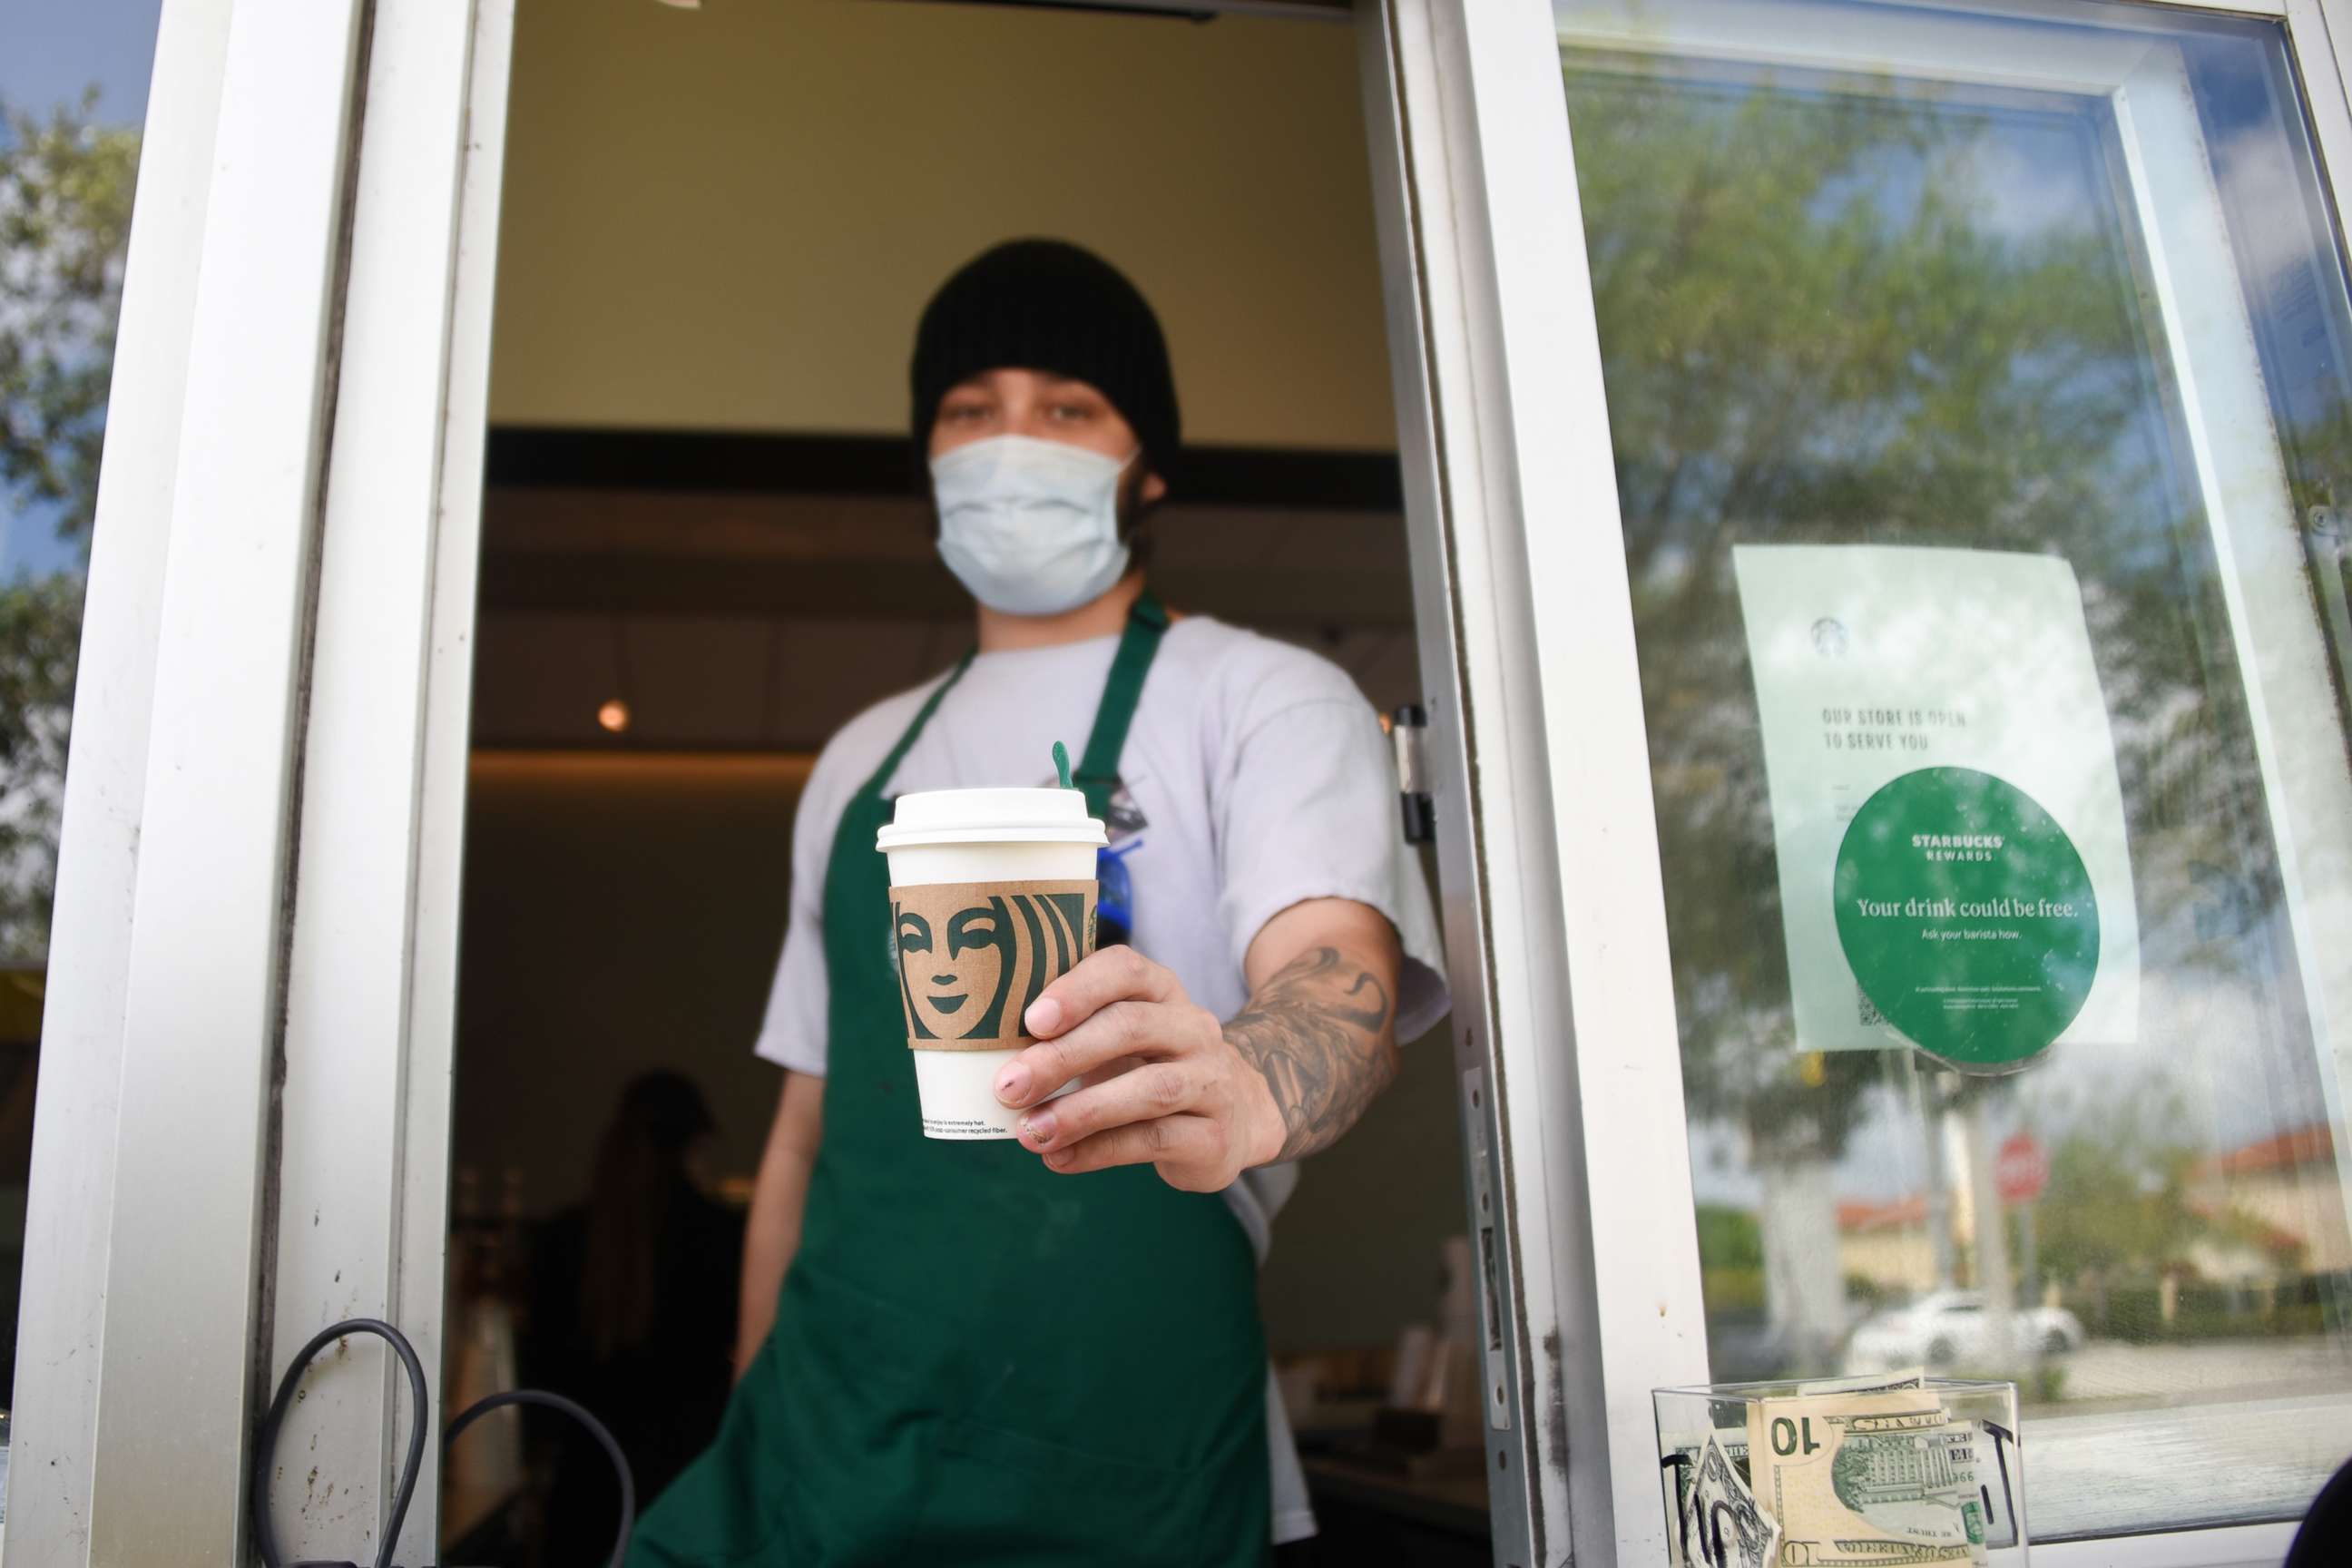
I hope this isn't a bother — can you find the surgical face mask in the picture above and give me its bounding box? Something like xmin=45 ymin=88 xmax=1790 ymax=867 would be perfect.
xmin=929 ymin=435 xmax=1134 ymax=616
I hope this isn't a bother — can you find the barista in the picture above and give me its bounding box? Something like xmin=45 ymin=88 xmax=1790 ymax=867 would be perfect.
xmin=630 ymin=240 xmax=1446 ymax=1566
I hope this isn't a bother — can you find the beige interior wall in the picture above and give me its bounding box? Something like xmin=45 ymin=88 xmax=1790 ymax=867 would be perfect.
xmin=490 ymin=0 xmax=1396 ymax=449
xmin=453 ymin=754 xmax=804 ymax=1215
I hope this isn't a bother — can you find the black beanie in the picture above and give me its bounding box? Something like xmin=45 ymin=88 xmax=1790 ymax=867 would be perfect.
xmin=910 ymin=239 xmax=1181 ymax=485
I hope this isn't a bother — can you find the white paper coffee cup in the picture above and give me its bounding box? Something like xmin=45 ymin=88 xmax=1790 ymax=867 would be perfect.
xmin=877 ymin=787 xmax=1106 ymax=1140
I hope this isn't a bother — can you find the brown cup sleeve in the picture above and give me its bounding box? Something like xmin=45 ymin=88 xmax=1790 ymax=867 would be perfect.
xmin=887 ymin=879 xmax=1099 ymax=1050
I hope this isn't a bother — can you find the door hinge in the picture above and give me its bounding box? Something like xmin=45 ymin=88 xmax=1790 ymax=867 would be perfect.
xmin=1390 ymin=702 xmax=1436 ymax=845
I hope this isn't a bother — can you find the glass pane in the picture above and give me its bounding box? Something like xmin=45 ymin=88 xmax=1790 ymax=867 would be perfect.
xmin=1558 ymin=0 xmax=2352 ymax=1540
xmin=1 ymin=1 xmax=164 ymax=1447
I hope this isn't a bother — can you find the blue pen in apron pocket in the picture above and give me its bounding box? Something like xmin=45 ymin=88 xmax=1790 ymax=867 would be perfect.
xmin=1096 ymin=838 xmax=1144 ymax=949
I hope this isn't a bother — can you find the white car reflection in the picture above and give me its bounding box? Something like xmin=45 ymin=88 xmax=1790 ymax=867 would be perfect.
xmin=1845 ymin=1289 xmax=2086 ymax=1369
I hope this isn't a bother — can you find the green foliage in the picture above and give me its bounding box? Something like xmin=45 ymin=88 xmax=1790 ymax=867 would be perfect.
xmin=2030 ymin=1081 xmax=2202 ymax=1285
xmin=2062 ymin=1279 xmax=2329 ymax=1342
xmin=1563 ymin=58 xmax=2288 ymax=1164
xmin=1701 ymin=1265 xmax=1766 ymax=1316
xmin=3 ymin=90 xmax=139 ymax=544
xmin=0 ymin=573 xmax=81 ymax=959
xmin=0 ymin=91 xmax=134 ymax=961
xmin=1697 ymin=1202 xmax=1766 ymax=1269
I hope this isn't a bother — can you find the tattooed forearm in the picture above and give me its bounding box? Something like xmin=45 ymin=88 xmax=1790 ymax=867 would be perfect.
xmin=1223 ymin=946 xmax=1398 ymax=1162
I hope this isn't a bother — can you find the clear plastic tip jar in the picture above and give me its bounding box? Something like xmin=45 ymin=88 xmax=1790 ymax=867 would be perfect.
xmin=1653 ymin=1377 xmax=2026 ymax=1567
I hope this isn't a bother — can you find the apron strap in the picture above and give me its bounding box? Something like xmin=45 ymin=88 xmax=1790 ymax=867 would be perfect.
xmin=859 ymin=650 xmax=975 ymax=801
xmin=1073 ymin=592 xmax=1168 ymax=820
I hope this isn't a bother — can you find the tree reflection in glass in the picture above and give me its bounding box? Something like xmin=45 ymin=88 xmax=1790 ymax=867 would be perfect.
xmin=1564 ymin=47 xmax=2352 ymax=1442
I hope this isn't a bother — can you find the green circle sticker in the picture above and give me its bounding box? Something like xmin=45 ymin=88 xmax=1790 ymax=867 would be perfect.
xmin=1833 ymin=767 xmax=2098 ymax=1072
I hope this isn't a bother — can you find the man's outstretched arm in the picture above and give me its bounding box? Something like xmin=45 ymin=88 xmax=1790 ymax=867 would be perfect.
xmin=993 ymin=897 xmax=1404 ymax=1189
xmin=1221 ymin=900 xmax=1401 ymax=1161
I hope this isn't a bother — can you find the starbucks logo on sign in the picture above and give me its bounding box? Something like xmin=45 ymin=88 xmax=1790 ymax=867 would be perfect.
xmin=1833 ymin=767 xmax=2097 ymax=1072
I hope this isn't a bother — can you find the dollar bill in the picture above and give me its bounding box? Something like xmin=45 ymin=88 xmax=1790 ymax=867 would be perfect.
xmin=1667 ymin=1372 xmax=1920 ymax=1521
xmin=1746 ymin=1390 xmax=1988 ymax=1567
xmin=1665 ymin=1423 xmax=1750 ymax=1566
xmin=1666 ymin=1426 xmax=1750 ymax=1478
xmin=1682 ymin=1429 xmax=1783 ymax=1568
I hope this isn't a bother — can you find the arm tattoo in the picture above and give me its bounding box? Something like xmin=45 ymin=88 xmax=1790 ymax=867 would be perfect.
xmin=1223 ymin=946 xmax=1398 ymax=1162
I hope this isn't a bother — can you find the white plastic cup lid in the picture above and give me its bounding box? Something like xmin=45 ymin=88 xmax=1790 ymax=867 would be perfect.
xmin=875 ymin=786 xmax=1108 ymax=851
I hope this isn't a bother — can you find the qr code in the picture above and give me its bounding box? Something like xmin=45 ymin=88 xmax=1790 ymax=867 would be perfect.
xmin=1857 ymin=985 xmax=1884 ymax=1026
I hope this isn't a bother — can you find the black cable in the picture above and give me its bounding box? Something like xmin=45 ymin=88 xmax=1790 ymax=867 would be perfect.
xmin=251 ymin=1317 xmax=430 ymax=1568
xmin=251 ymin=1319 xmax=634 ymax=1568
xmin=444 ymin=1387 xmax=635 ymax=1568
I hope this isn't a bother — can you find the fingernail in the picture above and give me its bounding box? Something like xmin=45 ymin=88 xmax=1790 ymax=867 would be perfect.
xmin=1044 ymin=1149 xmax=1072 ymax=1171
xmin=995 ymin=1063 xmax=1031 ymax=1103
xmin=1021 ymin=1111 xmax=1058 ymax=1147
xmin=1025 ymin=997 xmax=1063 ymax=1035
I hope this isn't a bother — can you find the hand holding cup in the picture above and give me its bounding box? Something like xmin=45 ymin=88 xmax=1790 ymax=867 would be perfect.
xmin=995 ymin=944 xmax=1286 ymax=1193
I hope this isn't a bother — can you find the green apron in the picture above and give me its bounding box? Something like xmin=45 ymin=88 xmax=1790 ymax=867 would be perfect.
xmin=630 ymin=597 xmax=1271 ymax=1567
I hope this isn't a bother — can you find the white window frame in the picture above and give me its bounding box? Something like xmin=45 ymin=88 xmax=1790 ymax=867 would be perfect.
xmin=5 ymin=0 xmax=513 ymax=1561
xmin=1373 ymin=0 xmax=2352 ymax=1561
xmin=13 ymin=0 xmax=2350 ymax=1563
xmin=260 ymin=1 xmax=514 ymax=1561
xmin=1361 ymin=5 xmax=1712 ymax=1561
xmin=0 ymin=0 xmax=246 ymax=1552
xmin=5 ymin=0 xmax=372 ymax=1558
xmin=1361 ymin=0 xmax=2352 ymax=1563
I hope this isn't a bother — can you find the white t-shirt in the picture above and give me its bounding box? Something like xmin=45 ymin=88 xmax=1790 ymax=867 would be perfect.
xmin=752 ymin=613 xmax=1450 ymax=1544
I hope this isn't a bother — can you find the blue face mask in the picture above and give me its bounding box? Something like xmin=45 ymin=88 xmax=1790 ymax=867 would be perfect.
xmin=930 ymin=435 xmax=1135 ymax=616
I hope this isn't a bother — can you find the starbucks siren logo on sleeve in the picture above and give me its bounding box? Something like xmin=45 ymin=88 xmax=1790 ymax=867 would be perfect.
xmin=891 ymin=883 xmax=1096 ymax=1046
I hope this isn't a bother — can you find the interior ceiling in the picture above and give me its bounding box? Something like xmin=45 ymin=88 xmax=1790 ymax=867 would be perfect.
xmin=490 ymin=0 xmax=1390 ymax=446
xmin=471 ymin=472 xmax=1421 ymax=753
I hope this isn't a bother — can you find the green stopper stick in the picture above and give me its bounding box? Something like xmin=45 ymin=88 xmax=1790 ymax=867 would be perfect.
xmin=1053 ymin=740 xmax=1073 ymax=791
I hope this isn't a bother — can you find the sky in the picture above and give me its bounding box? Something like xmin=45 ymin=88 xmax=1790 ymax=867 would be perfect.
xmin=2 ymin=0 xmax=164 ymax=581
xmin=1 ymin=0 xmax=163 ymax=124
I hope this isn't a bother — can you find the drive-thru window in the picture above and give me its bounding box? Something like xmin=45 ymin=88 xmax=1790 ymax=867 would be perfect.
xmin=10 ymin=3 xmax=2352 ymax=1565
